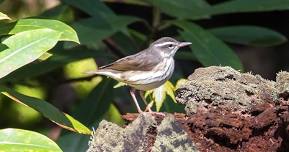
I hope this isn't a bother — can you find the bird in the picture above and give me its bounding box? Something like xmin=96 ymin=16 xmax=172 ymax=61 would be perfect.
xmin=87 ymin=37 xmax=191 ymax=113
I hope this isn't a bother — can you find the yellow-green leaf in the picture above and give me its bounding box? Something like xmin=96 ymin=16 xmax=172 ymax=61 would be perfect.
xmin=0 ymin=28 xmax=61 ymax=79
xmin=0 ymin=128 xmax=62 ymax=152
xmin=0 ymin=87 xmax=91 ymax=134
xmin=0 ymin=19 xmax=79 ymax=43
xmin=113 ymin=81 xmax=127 ymax=88
xmin=146 ymin=81 xmax=176 ymax=111
xmin=0 ymin=12 xmax=11 ymax=20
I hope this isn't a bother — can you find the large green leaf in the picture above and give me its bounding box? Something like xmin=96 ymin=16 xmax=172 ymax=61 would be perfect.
xmin=211 ymin=0 xmax=289 ymax=15
xmin=40 ymin=5 xmax=74 ymax=23
xmin=0 ymin=12 xmax=10 ymax=20
xmin=0 ymin=29 xmax=62 ymax=79
xmin=73 ymin=16 xmax=139 ymax=46
xmin=104 ymin=0 xmax=150 ymax=6
xmin=0 ymin=87 xmax=91 ymax=134
xmin=0 ymin=19 xmax=79 ymax=43
xmin=147 ymin=0 xmax=211 ymax=20
xmin=58 ymin=79 xmax=114 ymax=152
xmin=210 ymin=26 xmax=287 ymax=47
xmin=0 ymin=47 xmax=115 ymax=83
xmin=0 ymin=128 xmax=62 ymax=152
xmin=175 ymin=21 xmax=243 ymax=70
xmin=62 ymin=0 xmax=114 ymax=17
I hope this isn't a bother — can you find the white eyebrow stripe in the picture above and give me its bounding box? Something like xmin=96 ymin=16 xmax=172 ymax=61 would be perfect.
xmin=154 ymin=42 xmax=177 ymax=47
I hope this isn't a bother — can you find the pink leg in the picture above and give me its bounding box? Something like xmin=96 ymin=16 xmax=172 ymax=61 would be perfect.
xmin=129 ymin=89 xmax=143 ymax=113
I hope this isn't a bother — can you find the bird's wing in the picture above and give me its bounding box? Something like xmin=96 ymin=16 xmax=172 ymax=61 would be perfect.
xmin=99 ymin=51 xmax=161 ymax=71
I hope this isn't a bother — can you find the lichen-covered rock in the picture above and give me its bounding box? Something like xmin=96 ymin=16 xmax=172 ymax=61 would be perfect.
xmin=87 ymin=113 xmax=198 ymax=152
xmin=276 ymin=71 xmax=289 ymax=100
xmin=152 ymin=115 xmax=197 ymax=152
xmin=87 ymin=113 xmax=157 ymax=152
xmin=87 ymin=120 xmax=125 ymax=152
xmin=176 ymin=66 xmax=276 ymax=115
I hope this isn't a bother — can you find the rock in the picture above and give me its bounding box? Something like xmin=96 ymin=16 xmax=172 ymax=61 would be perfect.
xmin=276 ymin=71 xmax=289 ymax=100
xmin=87 ymin=113 xmax=197 ymax=152
xmin=87 ymin=113 xmax=157 ymax=152
xmin=152 ymin=115 xmax=197 ymax=152
xmin=176 ymin=66 xmax=276 ymax=115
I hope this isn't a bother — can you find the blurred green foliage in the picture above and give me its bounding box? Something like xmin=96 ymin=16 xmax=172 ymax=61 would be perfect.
xmin=0 ymin=0 xmax=288 ymax=151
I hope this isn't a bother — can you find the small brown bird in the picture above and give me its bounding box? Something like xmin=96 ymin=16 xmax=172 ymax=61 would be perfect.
xmin=88 ymin=37 xmax=191 ymax=113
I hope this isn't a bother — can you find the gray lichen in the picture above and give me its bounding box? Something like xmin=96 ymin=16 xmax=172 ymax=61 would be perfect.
xmin=276 ymin=71 xmax=289 ymax=99
xmin=176 ymin=66 xmax=276 ymax=115
xmin=87 ymin=113 xmax=156 ymax=152
xmin=152 ymin=115 xmax=197 ymax=152
xmin=87 ymin=113 xmax=198 ymax=152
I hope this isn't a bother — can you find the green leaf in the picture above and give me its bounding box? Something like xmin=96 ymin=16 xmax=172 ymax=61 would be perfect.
xmin=104 ymin=0 xmax=150 ymax=6
xmin=62 ymin=0 xmax=114 ymax=17
xmin=73 ymin=16 xmax=139 ymax=46
xmin=175 ymin=21 xmax=243 ymax=70
xmin=113 ymin=81 xmax=127 ymax=88
xmin=0 ymin=47 xmax=115 ymax=83
xmin=0 ymin=12 xmax=11 ymax=20
xmin=147 ymin=0 xmax=211 ymax=20
xmin=211 ymin=0 xmax=289 ymax=15
xmin=145 ymin=81 xmax=176 ymax=112
xmin=210 ymin=26 xmax=287 ymax=47
xmin=58 ymin=79 xmax=114 ymax=152
xmin=0 ymin=19 xmax=79 ymax=43
xmin=0 ymin=87 xmax=91 ymax=134
xmin=0 ymin=128 xmax=62 ymax=152
xmin=0 ymin=29 xmax=61 ymax=79
xmin=38 ymin=52 xmax=53 ymax=61
xmin=40 ymin=5 xmax=74 ymax=23
xmin=175 ymin=51 xmax=197 ymax=61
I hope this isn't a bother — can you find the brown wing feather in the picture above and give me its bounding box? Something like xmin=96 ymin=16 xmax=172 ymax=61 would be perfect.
xmin=99 ymin=50 xmax=161 ymax=71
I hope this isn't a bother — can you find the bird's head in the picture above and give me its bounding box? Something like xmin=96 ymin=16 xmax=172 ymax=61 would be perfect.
xmin=150 ymin=37 xmax=191 ymax=58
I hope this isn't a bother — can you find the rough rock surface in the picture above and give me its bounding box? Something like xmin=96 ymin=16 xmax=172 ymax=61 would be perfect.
xmin=87 ymin=113 xmax=196 ymax=152
xmin=87 ymin=66 xmax=289 ymax=152
xmin=176 ymin=66 xmax=277 ymax=115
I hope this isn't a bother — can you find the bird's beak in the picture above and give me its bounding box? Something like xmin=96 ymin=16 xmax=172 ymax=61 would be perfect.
xmin=178 ymin=42 xmax=192 ymax=47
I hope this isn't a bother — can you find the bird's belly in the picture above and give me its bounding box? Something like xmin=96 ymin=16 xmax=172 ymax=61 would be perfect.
xmin=129 ymin=78 xmax=167 ymax=91
xmin=122 ymin=58 xmax=174 ymax=91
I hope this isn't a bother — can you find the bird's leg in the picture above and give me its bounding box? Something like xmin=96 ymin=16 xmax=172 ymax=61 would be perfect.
xmin=139 ymin=91 xmax=165 ymax=117
xmin=139 ymin=90 xmax=152 ymax=112
xmin=129 ymin=88 xmax=143 ymax=113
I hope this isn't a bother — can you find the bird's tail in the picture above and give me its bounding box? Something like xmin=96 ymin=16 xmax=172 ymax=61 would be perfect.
xmin=85 ymin=69 xmax=122 ymax=80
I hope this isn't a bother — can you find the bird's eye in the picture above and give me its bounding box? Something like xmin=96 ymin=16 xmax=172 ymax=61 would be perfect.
xmin=168 ymin=44 xmax=174 ymax=49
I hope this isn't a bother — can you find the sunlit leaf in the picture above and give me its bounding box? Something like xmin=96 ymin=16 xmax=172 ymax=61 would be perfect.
xmin=210 ymin=0 xmax=289 ymax=15
xmin=0 ymin=12 xmax=11 ymax=20
xmin=64 ymin=58 xmax=102 ymax=98
xmin=0 ymin=19 xmax=79 ymax=43
xmin=175 ymin=21 xmax=243 ymax=70
xmin=0 ymin=87 xmax=91 ymax=134
xmin=0 ymin=29 xmax=61 ymax=79
xmin=0 ymin=128 xmax=62 ymax=152
xmin=113 ymin=81 xmax=127 ymax=88
xmin=0 ymin=47 xmax=114 ymax=83
xmin=104 ymin=104 xmax=125 ymax=126
xmin=147 ymin=0 xmax=211 ymax=20
xmin=145 ymin=81 xmax=176 ymax=112
xmin=210 ymin=26 xmax=287 ymax=47
xmin=38 ymin=52 xmax=53 ymax=61
xmin=175 ymin=78 xmax=188 ymax=90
